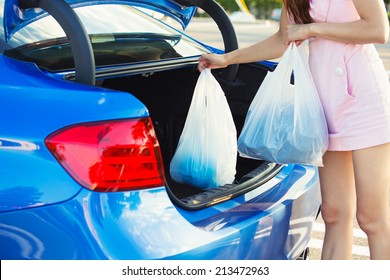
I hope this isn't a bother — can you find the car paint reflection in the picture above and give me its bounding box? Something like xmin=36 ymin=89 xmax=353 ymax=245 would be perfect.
xmin=0 ymin=137 xmax=39 ymax=151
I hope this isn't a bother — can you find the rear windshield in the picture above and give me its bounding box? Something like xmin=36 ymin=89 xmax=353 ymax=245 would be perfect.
xmin=2 ymin=4 xmax=209 ymax=71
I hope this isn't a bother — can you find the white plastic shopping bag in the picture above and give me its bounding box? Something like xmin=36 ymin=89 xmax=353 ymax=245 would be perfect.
xmin=238 ymin=43 xmax=328 ymax=166
xmin=170 ymin=68 xmax=237 ymax=189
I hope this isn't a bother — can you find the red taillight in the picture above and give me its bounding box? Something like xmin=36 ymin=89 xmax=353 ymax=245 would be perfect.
xmin=45 ymin=118 xmax=165 ymax=192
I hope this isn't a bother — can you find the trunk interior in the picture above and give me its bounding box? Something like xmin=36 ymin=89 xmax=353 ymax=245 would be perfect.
xmin=102 ymin=62 xmax=282 ymax=208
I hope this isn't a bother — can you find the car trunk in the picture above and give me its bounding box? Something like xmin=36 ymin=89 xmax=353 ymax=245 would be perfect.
xmin=101 ymin=62 xmax=284 ymax=209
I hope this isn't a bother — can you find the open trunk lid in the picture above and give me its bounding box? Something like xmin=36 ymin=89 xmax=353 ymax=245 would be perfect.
xmin=3 ymin=0 xmax=196 ymax=40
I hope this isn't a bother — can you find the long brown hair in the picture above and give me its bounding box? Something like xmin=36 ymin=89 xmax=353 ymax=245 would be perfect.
xmin=284 ymin=0 xmax=314 ymax=24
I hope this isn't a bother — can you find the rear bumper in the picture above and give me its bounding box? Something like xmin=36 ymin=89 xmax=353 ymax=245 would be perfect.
xmin=0 ymin=165 xmax=320 ymax=260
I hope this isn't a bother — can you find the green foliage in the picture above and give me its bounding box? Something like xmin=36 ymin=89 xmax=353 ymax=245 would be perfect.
xmin=215 ymin=0 xmax=238 ymax=12
xmin=216 ymin=0 xmax=283 ymax=18
xmin=216 ymin=0 xmax=283 ymax=11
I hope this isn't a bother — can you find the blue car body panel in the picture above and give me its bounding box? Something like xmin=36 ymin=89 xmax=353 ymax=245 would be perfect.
xmin=0 ymin=164 xmax=320 ymax=260
xmin=4 ymin=0 xmax=196 ymax=40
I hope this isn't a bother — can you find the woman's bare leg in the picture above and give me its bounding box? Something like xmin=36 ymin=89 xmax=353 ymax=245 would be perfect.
xmin=353 ymin=143 xmax=390 ymax=260
xmin=319 ymin=151 xmax=356 ymax=260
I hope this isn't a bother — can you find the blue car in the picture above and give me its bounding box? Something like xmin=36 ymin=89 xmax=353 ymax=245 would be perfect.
xmin=0 ymin=0 xmax=321 ymax=260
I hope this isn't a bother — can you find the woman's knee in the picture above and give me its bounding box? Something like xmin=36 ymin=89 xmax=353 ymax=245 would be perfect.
xmin=320 ymin=202 xmax=355 ymax=225
xmin=356 ymin=209 xmax=388 ymax=236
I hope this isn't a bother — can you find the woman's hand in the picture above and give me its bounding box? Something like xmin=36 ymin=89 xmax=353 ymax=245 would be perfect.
xmin=284 ymin=24 xmax=312 ymax=46
xmin=198 ymin=53 xmax=228 ymax=72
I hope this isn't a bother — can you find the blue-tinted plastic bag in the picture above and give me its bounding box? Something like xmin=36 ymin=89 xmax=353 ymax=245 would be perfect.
xmin=238 ymin=44 xmax=328 ymax=166
xmin=170 ymin=69 xmax=237 ymax=189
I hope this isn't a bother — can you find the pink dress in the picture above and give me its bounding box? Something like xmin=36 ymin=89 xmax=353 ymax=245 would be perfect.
xmin=308 ymin=0 xmax=390 ymax=151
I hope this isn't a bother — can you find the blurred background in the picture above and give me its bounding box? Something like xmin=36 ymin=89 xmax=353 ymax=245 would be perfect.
xmin=197 ymin=0 xmax=390 ymax=23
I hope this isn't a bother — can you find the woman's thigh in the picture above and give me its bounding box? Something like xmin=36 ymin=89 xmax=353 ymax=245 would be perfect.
xmin=319 ymin=151 xmax=356 ymax=222
xmin=352 ymin=143 xmax=390 ymax=223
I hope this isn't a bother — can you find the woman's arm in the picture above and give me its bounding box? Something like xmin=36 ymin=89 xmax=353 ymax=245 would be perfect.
xmin=198 ymin=6 xmax=290 ymax=71
xmin=286 ymin=0 xmax=389 ymax=45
